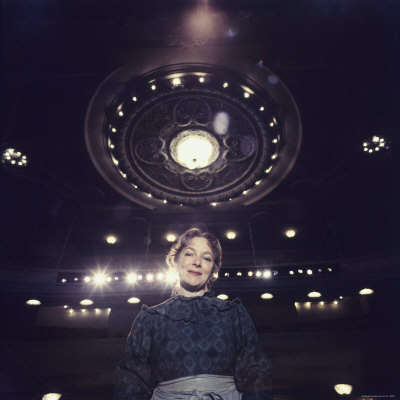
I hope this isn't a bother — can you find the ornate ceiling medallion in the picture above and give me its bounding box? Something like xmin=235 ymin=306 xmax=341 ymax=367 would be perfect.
xmin=86 ymin=60 xmax=301 ymax=209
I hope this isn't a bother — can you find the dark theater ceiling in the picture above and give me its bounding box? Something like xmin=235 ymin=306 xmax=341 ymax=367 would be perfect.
xmin=1 ymin=2 xmax=400 ymax=400
xmin=1 ymin=0 xmax=399 ymax=274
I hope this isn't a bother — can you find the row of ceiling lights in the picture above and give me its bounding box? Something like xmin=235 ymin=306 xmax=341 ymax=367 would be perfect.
xmin=25 ymin=288 xmax=374 ymax=307
xmin=104 ymin=228 xmax=298 ymax=245
xmin=58 ymin=264 xmax=336 ymax=284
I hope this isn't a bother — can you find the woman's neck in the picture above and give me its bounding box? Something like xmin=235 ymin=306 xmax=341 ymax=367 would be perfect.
xmin=176 ymin=286 xmax=207 ymax=297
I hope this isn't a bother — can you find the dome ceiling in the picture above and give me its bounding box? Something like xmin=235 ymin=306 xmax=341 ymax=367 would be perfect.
xmin=85 ymin=57 xmax=301 ymax=208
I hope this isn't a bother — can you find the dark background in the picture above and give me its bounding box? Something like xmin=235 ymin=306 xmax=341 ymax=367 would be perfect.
xmin=1 ymin=1 xmax=400 ymax=399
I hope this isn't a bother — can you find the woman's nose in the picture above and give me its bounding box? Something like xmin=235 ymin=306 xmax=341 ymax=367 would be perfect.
xmin=193 ymin=256 xmax=201 ymax=267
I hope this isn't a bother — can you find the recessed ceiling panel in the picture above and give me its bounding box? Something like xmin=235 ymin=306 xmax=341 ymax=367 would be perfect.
xmin=85 ymin=53 xmax=301 ymax=209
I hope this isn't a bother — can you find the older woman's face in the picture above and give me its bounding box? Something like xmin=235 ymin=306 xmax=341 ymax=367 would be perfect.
xmin=174 ymin=236 xmax=214 ymax=291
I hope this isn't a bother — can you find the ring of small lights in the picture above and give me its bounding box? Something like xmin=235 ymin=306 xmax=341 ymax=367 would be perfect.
xmin=86 ymin=61 xmax=301 ymax=209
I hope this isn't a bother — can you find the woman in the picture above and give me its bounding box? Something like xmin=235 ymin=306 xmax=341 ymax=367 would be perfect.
xmin=115 ymin=228 xmax=272 ymax=400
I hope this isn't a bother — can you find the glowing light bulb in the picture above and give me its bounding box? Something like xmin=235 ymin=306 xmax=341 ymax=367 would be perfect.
xmin=156 ymin=272 xmax=163 ymax=280
xmin=334 ymin=384 xmax=352 ymax=395
xmin=94 ymin=273 xmax=107 ymax=285
xmin=166 ymin=233 xmax=177 ymax=242
xmin=26 ymin=299 xmax=41 ymax=306
xmin=126 ymin=273 xmax=137 ymax=283
xmin=359 ymin=288 xmax=374 ymax=295
xmin=226 ymin=231 xmax=237 ymax=240
xmin=105 ymin=235 xmax=117 ymax=244
xmin=223 ymin=82 xmax=229 ymax=88
xmin=217 ymin=294 xmax=228 ymax=300
xmin=42 ymin=393 xmax=62 ymax=400
xmin=80 ymin=299 xmax=93 ymax=306
xmin=263 ymin=270 xmax=272 ymax=278
xmin=308 ymin=291 xmax=321 ymax=298
xmin=260 ymin=293 xmax=273 ymax=299
xmin=127 ymin=297 xmax=140 ymax=304
xmin=166 ymin=271 xmax=178 ymax=283
xmin=285 ymin=229 xmax=296 ymax=238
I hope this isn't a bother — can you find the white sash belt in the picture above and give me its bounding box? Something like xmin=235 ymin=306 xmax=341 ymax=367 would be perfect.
xmin=151 ymin=374 xmax=241 ymax=400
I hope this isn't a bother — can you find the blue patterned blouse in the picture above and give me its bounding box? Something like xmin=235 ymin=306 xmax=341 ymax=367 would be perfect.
xmin=115 ymin=292 xmax=272 ymax=400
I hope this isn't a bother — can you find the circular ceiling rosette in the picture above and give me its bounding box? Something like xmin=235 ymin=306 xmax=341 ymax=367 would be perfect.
xmin=85 ymin=52 xmax=301 ymax=209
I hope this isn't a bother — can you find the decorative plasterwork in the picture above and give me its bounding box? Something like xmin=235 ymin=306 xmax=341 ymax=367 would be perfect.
xmin=86 ymin=57 xmax=301 ymax=209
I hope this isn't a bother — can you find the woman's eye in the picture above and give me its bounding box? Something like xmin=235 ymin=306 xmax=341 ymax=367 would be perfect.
xmin=185 ymin=252 xmax=193 ymax=257
xmin=203 ymin=257 xmax=212 ymax=262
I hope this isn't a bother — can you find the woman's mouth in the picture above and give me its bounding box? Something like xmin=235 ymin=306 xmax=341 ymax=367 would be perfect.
xmin=188 ymin=270 xmax=201 ymax=276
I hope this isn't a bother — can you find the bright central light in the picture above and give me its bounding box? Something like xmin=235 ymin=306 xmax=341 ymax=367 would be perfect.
xmin=170 ymin=130 xmax=219 ymax=170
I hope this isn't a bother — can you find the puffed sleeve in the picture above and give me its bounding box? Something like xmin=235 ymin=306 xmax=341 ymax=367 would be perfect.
xmin=115 ymin=307 xmax=155 ymax=400
xmin=233 ymin=299 xmax=273 ymax=400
